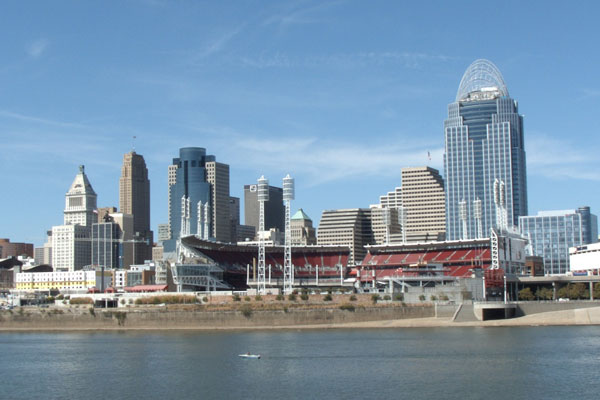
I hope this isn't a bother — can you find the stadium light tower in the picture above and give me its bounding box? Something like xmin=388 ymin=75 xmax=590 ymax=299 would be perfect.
xmin=257 ymin=175 xmax=269 ymax=294
xmin=283 ymin=174 xmax=295 ymax=294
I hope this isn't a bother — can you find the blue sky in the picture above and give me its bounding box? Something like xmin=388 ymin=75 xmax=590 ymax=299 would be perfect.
xmin=2 ymin=0 xmax=599 ymax=246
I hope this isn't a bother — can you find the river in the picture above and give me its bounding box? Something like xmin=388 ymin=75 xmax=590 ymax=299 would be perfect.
xmin=1 ymin=327 xmax=599 ymax=399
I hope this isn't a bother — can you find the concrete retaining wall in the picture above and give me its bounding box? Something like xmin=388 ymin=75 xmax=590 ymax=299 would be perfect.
xmin=516 ymin=301 xmax=600 ymax=317
xmin=0 ymin=305 xmax=435 ymax=330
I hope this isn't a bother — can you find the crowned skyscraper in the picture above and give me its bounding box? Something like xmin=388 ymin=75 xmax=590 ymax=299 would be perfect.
xmin=52 ymin=165 xmax=97 ymax=271
xmin=444 ymin=59 xmax=528 ymax=240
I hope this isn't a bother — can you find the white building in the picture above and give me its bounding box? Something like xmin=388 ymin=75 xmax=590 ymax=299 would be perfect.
xmin=51 ymin=165 xmax=97 ymax=271
xmin=15 ymin=270 xmax=97 ymax=291
xmin=52 ymin=224 xmax=92 ymax=271
xmin=570 ymin=242 xmax=600 ymax=275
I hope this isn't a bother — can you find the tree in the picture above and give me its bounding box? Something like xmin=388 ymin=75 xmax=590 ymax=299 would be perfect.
xmin=536 ymin=287 xmax=553 ymax=300
xmin=518 ymin=287 xmax=535 ymax=301
xmin=557 ymin=283 xmax=589 ymax=300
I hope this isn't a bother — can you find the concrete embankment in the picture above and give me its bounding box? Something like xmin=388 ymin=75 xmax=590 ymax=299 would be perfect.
xmin=3 ymin=302 xmax=600 ymax=331
xmin=0 ymin=304 xmax=435 ymax=331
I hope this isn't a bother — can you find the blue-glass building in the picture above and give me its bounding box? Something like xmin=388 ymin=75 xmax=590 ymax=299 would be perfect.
xmin=444 ymin=59 xmax=528 ymax=240
xmin=519 ymin=207 xmax=598 ymax=274
xmin=164 ymin=147 xmax=213 ymax=252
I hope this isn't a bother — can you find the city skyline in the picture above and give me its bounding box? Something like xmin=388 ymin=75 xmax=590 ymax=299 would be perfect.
xmin=2 ymin=1 xmax=599 ymax=246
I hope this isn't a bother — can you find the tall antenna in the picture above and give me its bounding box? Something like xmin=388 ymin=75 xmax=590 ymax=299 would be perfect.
xmin=283 ymin=174 xmax=295 ymax=294
xmin=257 ymin=176 xmax=269 ymax=294
xmin=132 ymin=136 xmax=136 ymax=152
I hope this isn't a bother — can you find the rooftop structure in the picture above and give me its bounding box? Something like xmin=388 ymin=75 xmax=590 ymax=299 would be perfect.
xmin=456 ymin=59 xmax=509 ymax=101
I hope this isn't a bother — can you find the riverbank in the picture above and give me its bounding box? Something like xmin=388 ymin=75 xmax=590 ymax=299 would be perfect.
xmin=1 ymin=302 xmax=600 ymax=331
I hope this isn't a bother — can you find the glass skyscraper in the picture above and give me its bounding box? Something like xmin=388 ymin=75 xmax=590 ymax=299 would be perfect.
xmin=519 ymin=207 xmax=598 ymax=274
xmin=164 ymin=147 xmax=212 ymax=252
xmin=444 ymin=59 xmax=528 ymax=240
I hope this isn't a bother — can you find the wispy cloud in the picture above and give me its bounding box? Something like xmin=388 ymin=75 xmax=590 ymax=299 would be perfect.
xmin=240 ymin=51 xmax=453 ymax=70
xmin=27 ymin=39 xmax=49 ymax=58
xmin=526 ymin=133 xmax=600 ymax=181
xmin=263 ymin=0 xmax=343 ymax=27
xmin=190 ymin=126 xmax=442 ymax=186
xmin=193 ymin=26 xmax=244 ymax=60
xmin=0 ymin=109 xmax=87 ymax=129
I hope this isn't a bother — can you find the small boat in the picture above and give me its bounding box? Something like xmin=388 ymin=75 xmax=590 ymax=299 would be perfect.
xmin=238 ymin=353 xmax=261 ymax=359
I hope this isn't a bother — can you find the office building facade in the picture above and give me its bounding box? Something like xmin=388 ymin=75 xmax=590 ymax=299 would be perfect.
xmin=91 ymin=218 xmax=123 ymax=269
xmin=317 ymin=208 xmax=374 ymax=265
xmin=401 ymin=167 xmax=446 ymax=242
xmin=206 ymin=161 xmax=232 ymax=242
xmin=444 ymin=59 xmax=528 ymax=240
xmin=519 ymin=207 xmax=598 ymax=275
xmin=0 ymin=239 xmax=34 ymax=259
xmin=244 ymin=184 xmax=284 ymax=234
xmin=119 ymin=152 xmax=153 ymax=264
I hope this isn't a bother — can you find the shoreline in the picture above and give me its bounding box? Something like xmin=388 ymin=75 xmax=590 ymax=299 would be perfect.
xmin=2 ymin=306 xmax=600 ymax=332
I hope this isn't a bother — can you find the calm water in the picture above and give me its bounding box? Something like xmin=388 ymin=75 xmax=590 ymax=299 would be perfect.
xmin=1 ymin=327 xmax=600 ymax=399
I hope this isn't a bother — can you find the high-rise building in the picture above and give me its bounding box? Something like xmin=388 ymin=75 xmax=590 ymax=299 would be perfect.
xmin=34 ymin=231 xmax=53 ymax=265
xmin=444 ymin=59 xmax=527 ymax=240
xmin=519 ymin=207 xmax=598 ymax=274
xmin=119 ymin=152 xmax=153 ymax=264
xmin=165 ymin=147 xmax=231 ymax=251
xmin=229 ymin=197 xmax=240 ymax=242
xmin=244 ymin=184 xmax=284 ymax=233
xmin=290 ymin=209 xmax=317 ymax=245
xmin=379 ymin=187 xmax=402 ymax=209
xmin=401 ymin=167 xmax=446 ymax=242
xmin=91 ymin=213 xmax=123 ymax=269
xmin=317 ymin=208 xmax=374 ymax=265
xmin=373 ymin=167 xmax=445 ymax=244
xmin=206 ymin=161 xmax=232 ymax=243
xmin=52 ymin=166 xmax=97 ymax=271
xmin=368 ymin=206 xmax=401 ymax=245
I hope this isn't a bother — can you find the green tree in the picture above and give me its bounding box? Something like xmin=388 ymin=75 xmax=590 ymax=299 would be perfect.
xmin=518 ymin=287 xmax=535 ymax=301
xmin=536 ymin=287 xmax=553 ymax=300
xmin=594 ymin=283 xmax=600 ymax=299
